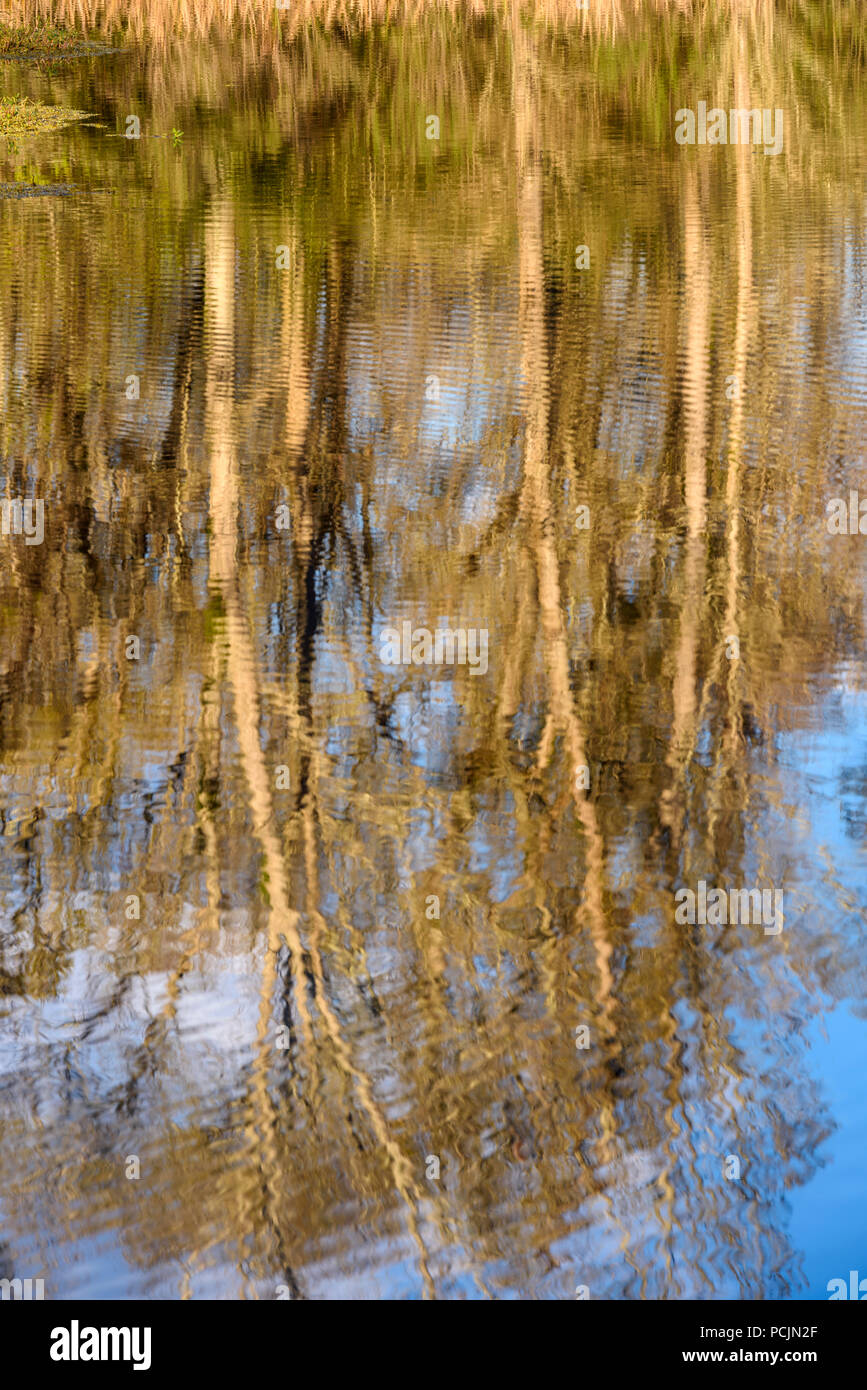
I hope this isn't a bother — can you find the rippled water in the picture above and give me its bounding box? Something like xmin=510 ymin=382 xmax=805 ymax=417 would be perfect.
xmin=1 ymin=3 xmax=866 ymax=1300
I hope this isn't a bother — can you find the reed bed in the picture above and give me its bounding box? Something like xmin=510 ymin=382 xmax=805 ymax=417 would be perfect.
xmin=0 ymin=0 xmax=812 ymax=46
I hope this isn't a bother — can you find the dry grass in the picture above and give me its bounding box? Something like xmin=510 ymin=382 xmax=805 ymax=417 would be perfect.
xmin=0 ymin=91 xmax=90 ymax=133
xmin=1 ymin=0 xmax=749 ymax=45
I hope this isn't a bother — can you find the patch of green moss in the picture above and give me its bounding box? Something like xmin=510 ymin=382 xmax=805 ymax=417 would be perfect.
xmin=0 ymin=94 xmax=91 ymax=138
xmin=0 ymin=21 xmax=112 ymax=59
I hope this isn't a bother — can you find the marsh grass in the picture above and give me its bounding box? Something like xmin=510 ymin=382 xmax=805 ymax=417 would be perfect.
xmin=0 ymin=20 xmax=84 ymax=53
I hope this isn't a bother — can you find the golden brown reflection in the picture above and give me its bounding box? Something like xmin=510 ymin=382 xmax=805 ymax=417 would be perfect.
xmin=1 ymin=1 xmax=866 ymax=1299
